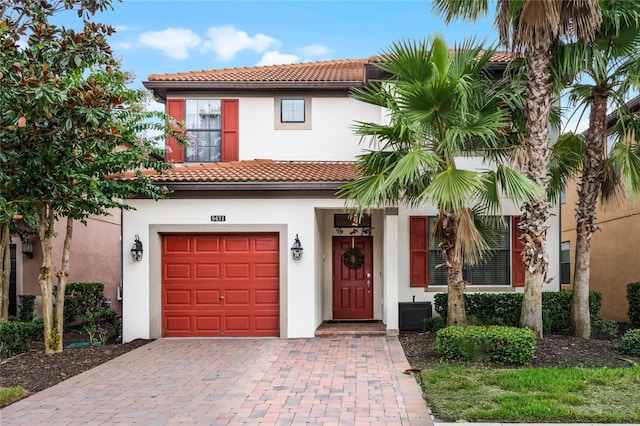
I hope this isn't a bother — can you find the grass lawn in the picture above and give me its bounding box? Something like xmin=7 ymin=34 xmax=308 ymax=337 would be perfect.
xmin=0 ymin=386 xmax=25 ymax=407
xmin=420 ymin=365 xmax=640 ymax=423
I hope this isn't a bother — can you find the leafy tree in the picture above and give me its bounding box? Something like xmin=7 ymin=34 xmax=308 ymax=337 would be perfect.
xmin=433 ymin=0 xmax=602 ymax=337
xmin=0 ymin=1 xmax=185 ymax=352
xmin=340 ymin=37 xmax=540 ymax=326
xmin=555 ymin=0 xmax=640 ymax=338
xmin=0 ymin=0 xmax=117 ymax=323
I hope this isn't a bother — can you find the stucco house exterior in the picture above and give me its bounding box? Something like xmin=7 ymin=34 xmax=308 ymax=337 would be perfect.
xmin=560 ymin=95 xmax=640 ymax=322
xmin=8 ymin=212 xmax=122 ymax=319
xmin=120 ymin=57 xmax=561 ymax=342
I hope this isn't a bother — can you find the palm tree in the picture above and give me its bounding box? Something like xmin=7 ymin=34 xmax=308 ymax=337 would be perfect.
xmin=555 ymin=0 xmax=640 ymax=338
xmin=433 ymin=0 xmax=601 ymax=337
xmin=339 ymin=36 xmax=540 ymax=326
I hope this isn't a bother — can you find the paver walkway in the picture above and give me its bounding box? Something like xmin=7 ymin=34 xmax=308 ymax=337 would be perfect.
xmin=1 ymin=336 xmax=432 ymax=425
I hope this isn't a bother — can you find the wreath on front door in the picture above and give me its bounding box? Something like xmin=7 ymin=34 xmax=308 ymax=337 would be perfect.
xmin=342 ymin=247 xmax=365 ymax=270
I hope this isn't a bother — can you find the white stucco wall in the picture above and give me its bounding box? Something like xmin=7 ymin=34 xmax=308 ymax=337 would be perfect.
xmin=122 ymin=196 xmax=347 ymax=342
xmin=167 ymin=94 xmax=382 ymax=162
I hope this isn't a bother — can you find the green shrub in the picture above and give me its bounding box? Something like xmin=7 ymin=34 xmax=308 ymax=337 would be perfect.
xmin=82 ymin=308 xmax=119 ymax=345
xmin=0 ymin=320 xmax=43 ymax=356
xmin=627 ymin=282 xmax=640 ymax=329
xmin=591 ymin=319 xmax=619 ymax=339
xmin=436 ymin=325 xmax=536 ymax=365
xmin=434 ymin=291 xmax=602 ymax=333
xmin=62 ymin=282 xmax=105 ymax=325
xmin=423 ymin=316 xmax=446 ymax=332
xmin=621 ymin=329 xmax=640 ymax=356
xmin=17 ymin=295 xmax=36 ymax=322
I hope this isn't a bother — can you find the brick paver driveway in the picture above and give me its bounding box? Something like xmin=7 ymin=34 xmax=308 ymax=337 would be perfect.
xmin=1 ymin=336 xmax=432 ymax=425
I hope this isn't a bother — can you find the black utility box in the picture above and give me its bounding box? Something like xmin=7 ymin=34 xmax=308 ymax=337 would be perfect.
xmin=398 ymin=302 xmax=432 ymax=331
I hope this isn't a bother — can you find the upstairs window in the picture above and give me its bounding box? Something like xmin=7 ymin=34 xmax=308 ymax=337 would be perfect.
xmin=185 ymin=99 xmax=222 ymax=162
xmin=281 ymin=99 xmax=305 ymax=122
xmin=274 ymin=96 xmax=312 ymax=130
xmin=561 ymin=241 xmax=571 ymax=284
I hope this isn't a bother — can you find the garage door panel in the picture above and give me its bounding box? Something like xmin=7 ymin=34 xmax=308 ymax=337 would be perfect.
xmin=225 ymin=237 xmax=250 ymax=252
xmin=255 ymin=315 xmax=279 ymax=331
xmin=255 ymin=263 xmax=278 ymax=278
xmin=225 ymin=263 xmax=250 ymax=279
xmin=195 ymin=316 xmax=221 ymax=332
xmin=225 ymin=290 xmax=250 ymax=305
xmin=165 ymin=290 xmax=191 ymax=306
xmin=165 ymin=316 xmax=190 ymax=333
xmin=255 ymin=237 xmax=278 ymax=252
xmin=194 ymin=236 xmax=221 ymax=252
xmin=165 ymin=263 xmax=191 ymax=279
xmin=225 ymin=315 xmax=250 ymax=331
xmin=162 ymin=233 xmax=279 ymax=337
xmin=164 ymin=236 xmax=191 ymax=253
xmin=195 ymin=290 xmax=221 ymax=306
xmin=255 ymin=289 xmax=278 ymax=305
xmin=195 ymin=263 xmax=220 ymax=279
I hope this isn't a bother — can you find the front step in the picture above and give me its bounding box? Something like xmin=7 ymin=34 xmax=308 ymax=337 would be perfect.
xmin=314 ymin=320 xmax=387 ymax=337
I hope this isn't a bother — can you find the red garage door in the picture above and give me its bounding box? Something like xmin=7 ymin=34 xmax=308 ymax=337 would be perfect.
xmin=162 ymin=233 xmax=279 ymax=337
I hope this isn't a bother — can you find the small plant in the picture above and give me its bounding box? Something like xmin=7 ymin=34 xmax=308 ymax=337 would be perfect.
xmin=62 ymin=282 xmax=105 ymax=325
xmin=0 ymin=386 xmax=25 ymax=407
xmin=627 ymin=282 xmax=640 ymax=329
xmin=0 ymin=321 xmax=43 ymax=356
xmin=591 ymin=319 xmax=619 ymax=339
xmin=621 ymin=329 xmax=640 ymax=356
xmin=436 ymin=325 xmax=536 ymax=365
xmin=17 ymin=295 xmax=36 ymax=322
xmin=82 ymin=308 xmax=118 ymax=345
xmin=423 ymin=316 xmax=446 ymax=332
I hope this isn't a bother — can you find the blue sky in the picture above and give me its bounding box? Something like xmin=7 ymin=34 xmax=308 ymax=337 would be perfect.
xmin=58 ymin=0 xmax=498 ymax=90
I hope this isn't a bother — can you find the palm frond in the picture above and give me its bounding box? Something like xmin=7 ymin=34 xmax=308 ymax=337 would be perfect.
xmin=548 ymin=132 xmax=585 ymax=202
xmin=610 ymin=141 xmax=640 ymax=199
xmin=422 ymin=167 xmax=482 ymax=213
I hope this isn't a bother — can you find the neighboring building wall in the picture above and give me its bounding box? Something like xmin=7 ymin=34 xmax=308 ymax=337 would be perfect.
xmin=561 ymin=178 xmax=640 ymax=322
xmin=19 ymin=210 xmax=122 ymax=317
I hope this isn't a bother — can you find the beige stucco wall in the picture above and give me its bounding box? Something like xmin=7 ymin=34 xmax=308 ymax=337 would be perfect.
xmin=561 ymin=178 xmax=640 ymax=322
xmin=20 ymin=209 xmax=122 ymax=317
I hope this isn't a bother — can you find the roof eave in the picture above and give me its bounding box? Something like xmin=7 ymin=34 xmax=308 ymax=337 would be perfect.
xmin=143 ymin=81 xmax=364 ymax=102
xmin=158 ymin=180 xmax=351 ymax=192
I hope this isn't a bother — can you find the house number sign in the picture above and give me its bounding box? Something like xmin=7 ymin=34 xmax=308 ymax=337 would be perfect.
xmin=210 ymin=215 xmax=226 ymax=222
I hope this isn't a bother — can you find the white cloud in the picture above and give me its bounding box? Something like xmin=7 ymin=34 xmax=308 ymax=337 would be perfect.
xmin=139 ymin=28 xmax=201 ymax=60
xmin=201 ymin=25 xmax=279 ymax=61
xmin=112 ymin=41 xmax=133 ymax=50
xmin=296 ymin=44 xmax=331 ymax=58
xmin=114 ymin=25 xmax=131 ymax=32
xmin=256 ymin=51 xmax=300 ymax=66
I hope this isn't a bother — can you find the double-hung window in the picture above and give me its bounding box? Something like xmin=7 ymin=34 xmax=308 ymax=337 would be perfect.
xmin=412 ymin=216 xmax=511 ymax=287
xmin=185 ymin=99 xmax=222 ymax=162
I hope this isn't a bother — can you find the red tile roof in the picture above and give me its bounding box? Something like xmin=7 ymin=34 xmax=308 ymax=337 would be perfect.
xmin=147 ymin=52 xmax=515 ymax=83
xmin=148 ymin=59 xmax=368 ymax=83
xmin=120 ymin=160 xmax=360 ymax=184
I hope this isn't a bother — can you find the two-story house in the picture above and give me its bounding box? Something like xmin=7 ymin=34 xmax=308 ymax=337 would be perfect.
xmin=120 ymin=57 xmax=562 ymax=341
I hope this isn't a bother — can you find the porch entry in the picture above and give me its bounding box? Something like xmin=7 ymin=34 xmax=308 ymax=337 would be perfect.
xmin=332 ymin=236 xmax=373 ymax=320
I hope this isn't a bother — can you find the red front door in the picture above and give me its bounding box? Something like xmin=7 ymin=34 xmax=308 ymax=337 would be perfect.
xmin=332 ymin=236 xmax=373 ymax=319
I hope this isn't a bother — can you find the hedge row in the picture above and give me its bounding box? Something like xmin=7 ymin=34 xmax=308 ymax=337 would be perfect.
xmin=0 ymin=320 xmax=43 ymax=356
xmin=434 ymin=290 xmax=601 ymax=333
xmin=436 ymin=325 xmax=536 ymax=365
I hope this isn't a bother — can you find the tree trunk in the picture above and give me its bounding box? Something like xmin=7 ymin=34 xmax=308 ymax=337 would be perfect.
xmin=53 ymin=217 xmax=73 ymax=352
xmin=519 ymin=47 xmax=553 ymax=339
xmin=440 ymin=212 xmax=467 ymax=326
xmin=571 ymin=89 xmax=608 ymax=339
xmin=0 ymin=223 xmax=10 ymax=322
xmin=37 ymin=205 xmax=57 ymax=354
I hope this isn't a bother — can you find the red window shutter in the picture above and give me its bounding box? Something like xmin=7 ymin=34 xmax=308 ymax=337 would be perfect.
xmin=410 ymin=216 xmax=429 ymax=287
xmin=166 ymin=99 xmax=185 ymax=163
xmin=222 ymin=99 xmax=239 ymax=161
xmin=511 ymin=216 xmax=525 ymax=287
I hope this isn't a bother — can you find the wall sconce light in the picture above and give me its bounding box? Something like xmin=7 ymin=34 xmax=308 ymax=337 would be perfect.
xmin=22 ymin=240 xmax=33 ymax=259
xmin=130 ymin=234 xmax=143 ymax=262
xmin=290 ymin=234 xmax=303 ymax=261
